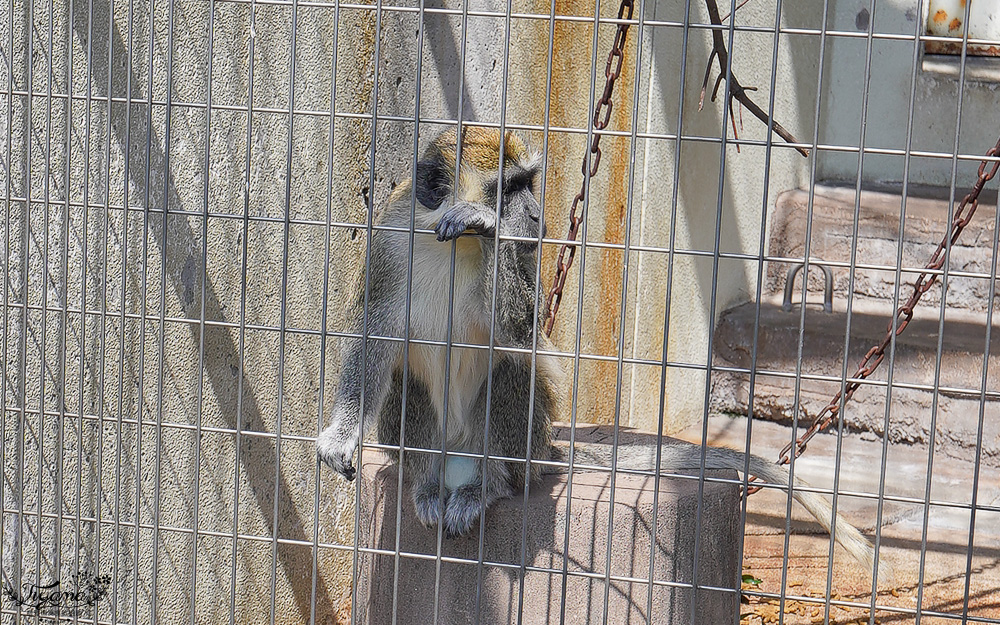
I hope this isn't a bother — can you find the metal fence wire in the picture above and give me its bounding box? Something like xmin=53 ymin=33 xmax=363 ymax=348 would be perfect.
xmin=2 ymin=0 xmax=999 ymax=624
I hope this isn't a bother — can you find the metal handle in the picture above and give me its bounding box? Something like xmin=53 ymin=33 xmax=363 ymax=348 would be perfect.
xmin=782 ymin=259 xmax=833 ymax=313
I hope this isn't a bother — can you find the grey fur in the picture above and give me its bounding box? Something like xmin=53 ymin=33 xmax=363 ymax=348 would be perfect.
xmin=561 ymin=442 xmax=889 ymax=579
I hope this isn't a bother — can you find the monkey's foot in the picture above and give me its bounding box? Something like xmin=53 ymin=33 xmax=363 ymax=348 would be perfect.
xmin=413 ymin=481 xmax=445 ymax=528
xmin=442 ymin=484 xmax=486 ymax=538
xmin=316 ymin=425 xmax=358 ymax=481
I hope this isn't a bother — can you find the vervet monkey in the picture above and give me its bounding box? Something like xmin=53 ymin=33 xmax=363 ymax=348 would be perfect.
xmin=317 ymin=127 xmax=886 ymax=578
xmin=317 ymin=127 xmax=556 ymax=538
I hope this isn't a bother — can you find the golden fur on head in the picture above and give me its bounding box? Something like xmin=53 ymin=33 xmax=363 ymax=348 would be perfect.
xmin=386 ymin=127 xmax=540 ymax=208
xmin=432 ymin=127 xmax=538 ymax=175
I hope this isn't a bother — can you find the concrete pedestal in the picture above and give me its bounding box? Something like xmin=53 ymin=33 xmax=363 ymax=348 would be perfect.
xmin=354 ymin=425 xmax=740 ymax=625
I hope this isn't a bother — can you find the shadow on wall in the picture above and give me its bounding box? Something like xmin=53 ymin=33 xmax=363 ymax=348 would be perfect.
xmin=66 ymin=1 xmax=338 ymax=622
xmin=423 ymin=0 xmax=479 ymax=123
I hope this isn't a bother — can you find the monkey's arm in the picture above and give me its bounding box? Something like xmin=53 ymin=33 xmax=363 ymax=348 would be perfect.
xmin=433 ymin=196 xmax=542 ymax=345
xmin=483 ymin=239 xmax=543 ymax=348
xmin=317 ymin=266 xmax=404 ymax=480
xmin=434 ymin=202 xmax=497 ymax=241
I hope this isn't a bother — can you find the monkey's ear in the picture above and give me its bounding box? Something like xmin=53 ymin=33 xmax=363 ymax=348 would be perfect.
xmin=414 ymin=159 xmax=451 ymax=210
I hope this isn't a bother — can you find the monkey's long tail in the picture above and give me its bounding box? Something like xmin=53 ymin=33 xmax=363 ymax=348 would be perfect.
xmin=656 ymin=444 xmax=890 ymax=581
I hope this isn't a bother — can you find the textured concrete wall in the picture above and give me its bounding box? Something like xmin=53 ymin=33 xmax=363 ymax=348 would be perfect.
xmin=1 ymin=0 xmax=366 ymax=621
xmin=611 ymin=2 xmax=821 ymax=431
xmin=2 ymin=0 xmax=997 ymax=623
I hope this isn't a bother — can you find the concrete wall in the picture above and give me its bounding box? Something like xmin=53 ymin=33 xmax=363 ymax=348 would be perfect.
xmin=818 ymin=0 xmax=1000 ymax=188
xmin=2 ymin=0 xmax=998 ymax=622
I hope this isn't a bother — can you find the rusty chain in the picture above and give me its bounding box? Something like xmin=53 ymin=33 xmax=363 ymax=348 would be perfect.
xmin=747 ymin=134 xmax=1000 ymax=494
xmin=543 ymin=0 xmax=635 ymax=337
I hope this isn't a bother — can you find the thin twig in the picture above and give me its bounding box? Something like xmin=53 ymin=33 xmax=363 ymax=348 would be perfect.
xmin=721 ymin=0 xmax=753 ymax=23
xmin=701 ymin=0 xmax=809 ymax=157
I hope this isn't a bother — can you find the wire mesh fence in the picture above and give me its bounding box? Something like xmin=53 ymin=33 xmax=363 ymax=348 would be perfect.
xmin=1 ymin=0 xmax=999 ymax=623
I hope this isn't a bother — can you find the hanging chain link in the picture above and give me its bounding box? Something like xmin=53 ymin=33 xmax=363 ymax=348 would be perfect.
xmin=543 ymin=0 xmax=635 ymax=337
xmin=747 ymin=134 xmax=1000 ymax=494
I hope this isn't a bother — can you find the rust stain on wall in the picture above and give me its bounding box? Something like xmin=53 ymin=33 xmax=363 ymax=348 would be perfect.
xmin=564 ymin=2 xmax=636 ymax=424
xmin=592 ymin=93 xmax=636 ymax=424
xmin=519 ymin=0 xmax=644 ymax=425
xmin=535 ymin=0 xmax=582 ymax=333
xmin=540 ymin=0 xmax=592 ymax=371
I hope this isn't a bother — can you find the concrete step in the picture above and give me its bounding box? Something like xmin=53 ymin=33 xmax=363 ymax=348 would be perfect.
xmin=767 ymin=184 xmax=1000 ymax=316
xmin=716 ymin=183 xmax=1000 ymax=466
xmin=712 ymin=295 xmax=1000 ymax=467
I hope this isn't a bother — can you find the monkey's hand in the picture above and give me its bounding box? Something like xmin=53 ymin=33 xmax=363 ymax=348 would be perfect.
xmin=434 ymin=204 xmax=497 ymax=241
xmin=316 ymin=421 xmax=359 ymax=481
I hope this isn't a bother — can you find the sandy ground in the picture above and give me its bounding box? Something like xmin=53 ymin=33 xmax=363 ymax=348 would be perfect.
xmin=675 ymin=416 xmax=999 ymax=625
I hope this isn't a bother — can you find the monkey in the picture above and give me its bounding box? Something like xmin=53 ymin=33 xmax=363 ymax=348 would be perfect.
xmin=316 ymin=126 xmax=888 ymax=579
xmin=317 ymin=127 xmax=556 ymax=538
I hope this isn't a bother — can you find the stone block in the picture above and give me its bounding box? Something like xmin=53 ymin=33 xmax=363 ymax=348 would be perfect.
xmin=354 ymin=426 xmax=740 ymax=624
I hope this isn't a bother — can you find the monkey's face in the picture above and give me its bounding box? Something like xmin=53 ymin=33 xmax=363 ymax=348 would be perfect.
xmin=415 ymin=128 xmax=546 ymax=248
xmin=487 ymin=168 xmax=545 ymax=246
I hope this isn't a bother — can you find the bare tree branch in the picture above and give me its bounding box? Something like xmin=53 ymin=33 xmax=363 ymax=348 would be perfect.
xmin=720 ymin=0 xmax=754 ymax=23
xmin=701 ymin=0 xmax=809 ymax=157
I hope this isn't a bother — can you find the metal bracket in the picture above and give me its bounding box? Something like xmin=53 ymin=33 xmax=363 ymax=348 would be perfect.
xmin=782 ymin=259 xmax=833 ymax=313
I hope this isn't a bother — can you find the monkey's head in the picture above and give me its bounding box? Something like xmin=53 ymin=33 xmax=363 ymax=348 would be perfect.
xmin=415 ymin=127 xmax=545 ymax=244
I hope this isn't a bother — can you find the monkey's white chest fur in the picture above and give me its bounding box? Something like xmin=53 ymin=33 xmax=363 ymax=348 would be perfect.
xmin=406 ymin=234 xmax=491 ymax=451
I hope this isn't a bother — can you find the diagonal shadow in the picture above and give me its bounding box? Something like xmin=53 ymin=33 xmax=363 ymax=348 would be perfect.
xmin=68 ymin=2 xmax=333 ymax=621
xmin=423 ymin=0 xmax=477 ymax=122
